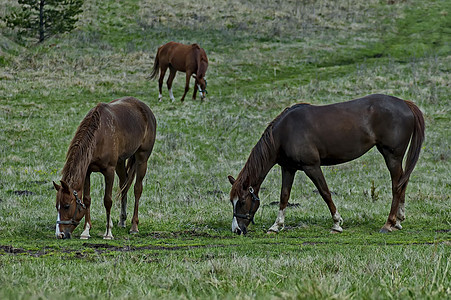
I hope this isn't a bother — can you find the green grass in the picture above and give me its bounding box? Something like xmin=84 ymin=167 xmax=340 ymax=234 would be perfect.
xmin=0 ymin=0 xmax=450 ymax=299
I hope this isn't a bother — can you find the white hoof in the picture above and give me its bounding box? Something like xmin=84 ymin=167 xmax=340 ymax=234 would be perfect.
xmin=331 ymin=225 xmax=343 ymax=233
xmin=268 ymin=224 xmax=283 ymax=233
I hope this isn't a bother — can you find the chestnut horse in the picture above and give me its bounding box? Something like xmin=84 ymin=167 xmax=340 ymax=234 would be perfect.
xmin=53 ymin=97 xmax=157 ymax=239
xmin=150 ymin=41 xmax=208 ymax=102
xmin=228 ymin=94 xmax=425 ymax=235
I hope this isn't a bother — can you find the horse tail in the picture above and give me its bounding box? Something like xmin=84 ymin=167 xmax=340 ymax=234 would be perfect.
xmin=149 ymin=50 xmax=160 ymax=80
xmin=120 ymin=155 xmax=137 ymax=195
xmin=398 ymin=100 xmax=425 ymax=191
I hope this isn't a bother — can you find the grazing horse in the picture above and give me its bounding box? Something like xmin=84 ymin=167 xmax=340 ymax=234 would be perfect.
xmin=53 ymin=97 xmax=157 ymax=239
xmin=228 ymin=94 xmax=425 ymax=235
xmin=150 ymin=41 xmax=208 ymax=102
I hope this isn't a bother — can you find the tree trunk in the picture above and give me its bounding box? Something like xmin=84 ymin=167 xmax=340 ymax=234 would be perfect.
xmin=39 ymin=0 xmax=45 ymax=42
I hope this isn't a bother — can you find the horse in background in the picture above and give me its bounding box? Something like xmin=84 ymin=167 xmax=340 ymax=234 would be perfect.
xmin=150 ymin=41 xmax=208 ymax=102
xmin=53 ymin=97 xmax=157 ymax=239
xmin=228 ymin=94 xmax=425 ymax=235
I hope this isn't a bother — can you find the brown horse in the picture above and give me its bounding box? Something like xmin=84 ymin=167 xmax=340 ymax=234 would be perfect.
xmin=228 ymin=94 xmax=425 ymax=235
xmin=53 ymin=97 xmax=157 ymax=239
xmin=150 ymin=41 xmax=208 ymax=102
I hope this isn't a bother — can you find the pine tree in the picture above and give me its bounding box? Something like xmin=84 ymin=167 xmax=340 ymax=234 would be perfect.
xmin=3 ymin=0 xmax=84 ymax=43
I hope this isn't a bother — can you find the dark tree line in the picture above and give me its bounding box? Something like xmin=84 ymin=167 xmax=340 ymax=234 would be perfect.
xmin=3 ymin=0 xmax=84 ymax=43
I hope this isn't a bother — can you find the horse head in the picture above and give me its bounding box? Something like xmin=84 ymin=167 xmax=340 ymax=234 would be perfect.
xmin=193 ymin=74 xmax=207 ymax=100
xmin=228 ymin=176 xmax=260 ymax=235
xmin=53 ymin=180 xmax=86 ymax=239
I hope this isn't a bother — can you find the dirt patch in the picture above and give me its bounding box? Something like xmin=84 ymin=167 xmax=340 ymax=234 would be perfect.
xmin=268 ymin=202 xmax=301 ymax=207
xmin=144 ymin=230 xmax=234 ymax=239
xmin=13 ymin=190 xmax=34 ymax=196
xmin=82 ymin=241 xmax=231 ymax=253
xmin=0 ymin=245 xmax=27 ymax=254
xmin=435 ymin=229 xmax=451 ymax=233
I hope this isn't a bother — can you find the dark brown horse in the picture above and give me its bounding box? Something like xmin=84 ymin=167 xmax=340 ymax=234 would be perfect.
xmin=228 ymin=94 xmax=425 ymax=235
xmin=53 ymin=97 xmax=157 ymax=239
xmin=150 ymin=41 xmax=208 ymax=102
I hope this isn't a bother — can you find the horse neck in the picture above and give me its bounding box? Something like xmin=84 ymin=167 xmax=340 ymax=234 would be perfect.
xmin=196 ymin=53 xmax=207 ymax=77
xmin=61 ymin=108 xmax=101 ymax=190
xmin=61 ymin=145 xmax=93 ymax=191
xmin=237 ymin=132 xmax=277 ymax=192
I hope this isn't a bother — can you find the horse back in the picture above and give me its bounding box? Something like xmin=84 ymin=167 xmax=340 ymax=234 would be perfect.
xmin=159 ymin=42 xmax=206 ymax=73
xmin=274 ymin=94 xmax=415 ymax=166
xmin=94 ymin=97 xmax=156 ymax=163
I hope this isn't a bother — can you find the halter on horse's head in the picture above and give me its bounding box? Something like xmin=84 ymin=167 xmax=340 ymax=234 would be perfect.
xmin=193 ymin=74 xmax=207 ymax=100
xmin=228 ymin=176 xmax=261 ymax=235
xmin=53 ymin=180 xmax=86 ymax=239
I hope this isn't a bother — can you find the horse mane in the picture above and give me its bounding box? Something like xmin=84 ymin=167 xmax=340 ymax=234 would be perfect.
xmin=235 ymin=103 xmax=310 ymax=190
xmin=192 ymin=44 xmax=208 ymax=78
xmin=61 ymin=105 xmax=102 ymax=187
xmin=235 ymin=125 xmax=275 ymax=190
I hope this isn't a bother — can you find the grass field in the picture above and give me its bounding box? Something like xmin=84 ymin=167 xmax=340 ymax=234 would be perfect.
xmin=0 ymin=0 xmax=450 ymax=299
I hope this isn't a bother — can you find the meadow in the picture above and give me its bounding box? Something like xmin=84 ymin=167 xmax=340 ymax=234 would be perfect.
xmin=0 ymin=0 xmax=450 ymax=299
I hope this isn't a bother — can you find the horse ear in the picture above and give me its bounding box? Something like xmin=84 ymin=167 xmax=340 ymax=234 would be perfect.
xmin=53 ymin=181 xmax=61 ymax=191
xmin=60 ymin=180 xmax=70 ymax=192
xmin=228 ymin=176 xmax=236 ymax=185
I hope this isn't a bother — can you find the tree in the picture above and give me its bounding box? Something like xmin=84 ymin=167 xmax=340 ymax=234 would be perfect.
xmin=3 ymin=0 xmax=84 ymax=43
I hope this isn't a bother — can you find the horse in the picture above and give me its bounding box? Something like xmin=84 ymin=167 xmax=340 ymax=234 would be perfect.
xmin=150 ymin=41 xmax=208 ymax=102
xmin=228 ymin=94 xmax=425 ymax=235
xmin=53 ymin=97 xmax=157 ymax=239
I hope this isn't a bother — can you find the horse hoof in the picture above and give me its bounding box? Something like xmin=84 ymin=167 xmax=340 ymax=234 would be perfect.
xmin=267 ymin=230 xmax=277 ymax=235
xmin=80 ymin=235 xmax=90 ymax=240
xmin=103 ymin=236 xmax=114 ymax=240
xmin=330 ymin=229 xmax=342 ymax=234
xmin=379 ymin=228 xmax=391 ymax=233
xmin=129 ymin=230 xmax=139 ymax=235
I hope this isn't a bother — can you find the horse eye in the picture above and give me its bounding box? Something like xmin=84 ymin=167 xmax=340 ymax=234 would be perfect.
xmin=63 ymin=204 xmax=70 ymax=210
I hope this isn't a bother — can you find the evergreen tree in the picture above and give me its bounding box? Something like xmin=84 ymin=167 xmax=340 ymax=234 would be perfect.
xmin=3 ymin=0 xmax=84 ymax=43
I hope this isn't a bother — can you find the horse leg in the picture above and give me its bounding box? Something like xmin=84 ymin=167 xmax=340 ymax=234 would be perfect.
xmin=102 ymin=167 xmax=115 ymax=240
xmin=158 ymin=64 xmax=168 ymax=101
xmin=268 ymin=167 xmax=295 ymax=233
xmin=378 ymin=146 xmax=405 ymax=233
xmin=395 ymin=187 xmax=407 ymax=230
xmin=80 ymin=172 xmax=92 ymax=239
xmin=180 ymin=71 xmax=192 ymax=102
xmin=116 ymin=160 xmax=127 ymax=228
xmin=166 ymin=66 xmax=177 ymax=102
xmin=192 ymin=79 xmax=198 ymax=100
xmin=303 ymin=165 xmax=343 ymax=233
xmin=130 ymin=153 xmax=149 ymax=234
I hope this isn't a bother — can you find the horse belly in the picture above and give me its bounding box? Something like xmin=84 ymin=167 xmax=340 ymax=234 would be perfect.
xmin=168 ymin=52 xmax=190 ymax=72
xmin=280 ymin=125 xmax=375 ymax=168
xmin=319 ymin=143 xmax=375 ymax=165
xmin=317 ymin=127 xmax=376 ymax=165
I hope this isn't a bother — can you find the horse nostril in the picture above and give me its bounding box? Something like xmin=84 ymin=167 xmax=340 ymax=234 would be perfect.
xmin=63 ymin=232 xmax=71 ymax=239
xmin=235 ymin=228 xmax=242 ymax=235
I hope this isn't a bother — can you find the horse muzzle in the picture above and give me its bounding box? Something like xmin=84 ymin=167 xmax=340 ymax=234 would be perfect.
xmin=57 ymin=231 xmax=72 ymax=239
xmin=234 ymin=226 xmax=247 ymax=235
xmin=232 ymin=217 xmax=248 ymax=235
